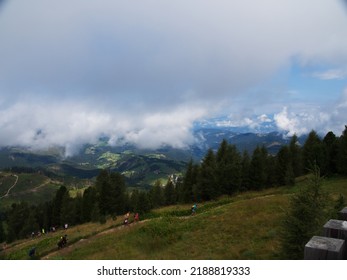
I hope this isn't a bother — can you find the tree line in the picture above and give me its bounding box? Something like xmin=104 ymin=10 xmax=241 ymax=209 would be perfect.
xmin=1 ymin=126 xmax=347 ymax=244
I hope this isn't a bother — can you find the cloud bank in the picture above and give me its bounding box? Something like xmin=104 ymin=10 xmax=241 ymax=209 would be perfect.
xmin=0 ymin=0 xmax=347 ymax=153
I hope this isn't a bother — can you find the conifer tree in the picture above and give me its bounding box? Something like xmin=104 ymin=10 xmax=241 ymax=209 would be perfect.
xmin=180 ymin=160 xmax=198 ymax=203
xmin=164 ymin=180 xmax=177 ymax=205
xmin=337 ymin=126 xmax=347 ymax=175
xmin=0 ymin=220 xmax=5 ymax=243
xmin=129 ymin=189 xmax=140 ymax=212
xmin=150 ymin=180 xmax=164 ymax=208
xmin=280 ymin=165 xmax=330 ymax=259
xmin=135 ymin=191 xmax=152 ymax=214
xmin=6 ymin=202 xmax=31 ymax=242
xmin=289 ymin=134 xmax=303 ymax=177
xmin=197 ymin=149 xmax=218 ymax=200
xmin=51 ymin=185 xmax=68 ymax=226
xmin=277 ymin=146 xmax=294 ymax=186
xmin=241 ymin=150 xmax=251 ymax=190
xmin=323 ymin=131 xmax=338 ymax=175
xmin=96 ymin=169 xmax=112 ymax=216
xmin=60 ymin=191 xmax=77 ymax=226
xmin=302 ymin=130 xmax=325 ymax=174
xmin=82 ymin=186 xmax=97 ymax=222
xmin=249 ymin=146 xmax=268 ymax=190
xmin=21 ymin=207 xmax=39 ymax=237
xmin=216 ymin=140 xmax=242 ymax=195
xmin=109 ymin=172 xmax=126 ymax=215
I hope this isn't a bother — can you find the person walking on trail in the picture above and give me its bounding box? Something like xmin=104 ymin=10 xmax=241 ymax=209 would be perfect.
xmin=28 ymin=247 xmax=36 ymax=259
xmin=191 ymin=204 xmax=197 ymax=215
xmin=134 ymin=212 xmax=139 ymax=223
xmin=58 ymin=234 xmax=68 ymax=249
xmin=124 ymin=212 xmax=130 ymax=226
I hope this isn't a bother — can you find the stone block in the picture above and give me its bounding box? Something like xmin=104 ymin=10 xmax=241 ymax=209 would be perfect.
xmin=323 ymin=219 xmax=347 ymax=240
xmin=304 ymin=236 xmax=345 ymax=260
xmin=339 ymin=207 xmax=347 ymax=221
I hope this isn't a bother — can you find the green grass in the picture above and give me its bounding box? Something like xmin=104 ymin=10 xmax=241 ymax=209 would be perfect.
xmin=1 ymin=176 xmax=347 ymax=260
xmin=0 ymin=173 xmax=62 ymax=209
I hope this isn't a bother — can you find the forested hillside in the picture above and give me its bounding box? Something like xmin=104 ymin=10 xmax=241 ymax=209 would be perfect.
xmin=1 ymin=126 xmax=347 ymax=246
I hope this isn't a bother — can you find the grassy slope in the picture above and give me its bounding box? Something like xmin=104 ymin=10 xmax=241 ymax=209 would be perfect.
xmin=0 ymin=172 xmax=62 ymax=208
xmin=1 ymin=176 xmax=347 ymax=260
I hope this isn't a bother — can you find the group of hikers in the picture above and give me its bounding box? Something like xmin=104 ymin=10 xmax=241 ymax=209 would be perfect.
xmin=28 ymin=205 xmax=197 ymax=257
xmin=123 ymin=212 xmax=140 ymax=225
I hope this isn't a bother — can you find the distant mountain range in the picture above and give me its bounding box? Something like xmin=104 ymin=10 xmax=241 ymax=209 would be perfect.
xmin=0 ymin=127 xmax=306 ymax=187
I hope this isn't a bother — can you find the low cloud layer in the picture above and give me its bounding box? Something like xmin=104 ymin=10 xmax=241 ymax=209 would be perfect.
xmin=274 ymin=88 xmax=347 ymax=137
xmin=1 ymin=0 xmax=347 ymax=153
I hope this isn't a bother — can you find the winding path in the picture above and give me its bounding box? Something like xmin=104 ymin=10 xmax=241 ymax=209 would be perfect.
xmin=41 ymin=219 xmax=151 ymax=260
xmin=0 ymin=174 xmax=19 ymax=199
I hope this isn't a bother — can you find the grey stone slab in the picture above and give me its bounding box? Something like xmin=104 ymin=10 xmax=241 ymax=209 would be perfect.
xmin=304 ymin=236 xmax=345 ymax=260
xmin=339 ymin=207 xmax=347 ymax=221
xmin=323 ymin=219 xmax=347 ymax=240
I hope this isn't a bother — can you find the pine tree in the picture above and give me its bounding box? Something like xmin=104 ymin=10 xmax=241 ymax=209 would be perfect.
xmin=109 ymin=172 xmax=126 ymax=215
xmin=164 ymin=180 xmax=177 ymax=205
xmin=60 ymin=191 xmax=77 ymax=226
xmin=150 ymin=180 xmax=164 ymax=208
xmin=82 ymin=187 xmax=97 ymax=222
xmin=180 ymin=160 xmax=197 ymax=203
xmin=129 ymin=189 xmax=140 ymax=212
xmin=277 ymin=146 xmax=294 ymax=186
xmin=0 ymin=219 xmax=6 ymax=243
xmin=280 ymin=165 xmax=330 ymax=259
xmin=20 ymin=207 xmax=39 ymax=238
xmin=241 ymin=150 xmax=251 ymax=191
xmin=135 ymin=192 xmax=152 ymax=214
xmin=337 ymin=126 xmax=347 ymax=175
xmin=216 ymin=140 xmax=242 ymax=195
xmin=302 ymin=130 xmax=325 ymax=174
xmin=6 ymin=202 xmax=31 ymax=241
xmin=289 ymin=134 xmax=303 ymax=177
xmin=249 ymin=146 xmax=268 ymax=190
xmin=96 ymin=170 xmax=112 ymax=216
xmin=323 ymin=131 xmax=338 ymax=175
xmin=197 ymin=149 xmax=218 ymax=200
xmin=51 ymin=185 xmax=68 ymax=226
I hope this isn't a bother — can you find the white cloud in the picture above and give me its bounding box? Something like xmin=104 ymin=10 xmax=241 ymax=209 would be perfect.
xmin=0 ymin=99 xmax=207 ymax=155
xmin=1 ymin=0 xmax=347 ymax=151
xmin=274 ymin=88 xmax=347 ymax=137
xmin=312 ymin=69 xmax=347 ymax=80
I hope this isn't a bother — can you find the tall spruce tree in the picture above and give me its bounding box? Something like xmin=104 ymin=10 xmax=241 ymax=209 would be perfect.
xmin=323 ymin=131 xmax=339 ymax=175
xmin=179 ymin=160 xmax=197 ymax=203
xmin=109 ymin=172 xmax=126 ymax=215
xmin=164 ymin=180 xmax=177 ymax=205
xmin=51 ymin=185 xmax=68 ymax=226
xmin=249 ymin=146 xmax=268 ymax=190
xmin=289 ymin=134 xmax=303 ymax=177
xmin=197 ymin=149 xmax=218 ymax=200
xmin=277 ymin=146 xmax=294 ymax=186
xmin=82 ymin=186 xmax=97 ymax=222
xmin=241 ymin=150 xmax=251 ymax=190
xmin=150 ymin=180 xmax=164 ymax=208
xmin=338 ymin=126 xmax=347 ymax=175
xmin=302 ymin=130 xmax=325 ymax=174
xmin=0 ymin=220 xmax=5 ymax=243
xmin=96 ymin=170 xmax=112 ymax=216
xmin=280 ymin=165 xmax=330 ymax=259
xmin=216 ymin=140 xmax=242 ymax=195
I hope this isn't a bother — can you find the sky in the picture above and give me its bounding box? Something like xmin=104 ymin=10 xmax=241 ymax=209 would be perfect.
xmin=1 ymin=0 xmax=347 ymax=154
